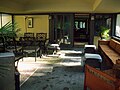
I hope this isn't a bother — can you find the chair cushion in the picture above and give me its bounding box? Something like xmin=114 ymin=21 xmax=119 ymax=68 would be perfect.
xmin=84 ymin=53 xmax=102 ymax=62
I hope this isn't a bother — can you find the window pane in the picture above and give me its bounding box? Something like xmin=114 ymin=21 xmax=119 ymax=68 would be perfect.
xmin=83 ymin=22 xmax=85 ymax=28
xmin=116 ymin=14 xmax=120 ymax=37
xmin=80 ymin=22 xmax=82 ymax=28
xmin=0 ymin=14 xmax=1 ymax=28
xmin=2 ymin=14 xmax=12 ymax=27
xmin=75 ymin=21 xmax=79 ymax=29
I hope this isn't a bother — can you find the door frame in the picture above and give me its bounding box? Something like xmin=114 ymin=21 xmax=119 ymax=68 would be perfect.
xmin=49 ymin=13 xmax=74 ymax=47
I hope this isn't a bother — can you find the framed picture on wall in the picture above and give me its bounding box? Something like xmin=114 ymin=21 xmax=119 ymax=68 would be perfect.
xmin=28 ymin=17 xmax=33 ymax=28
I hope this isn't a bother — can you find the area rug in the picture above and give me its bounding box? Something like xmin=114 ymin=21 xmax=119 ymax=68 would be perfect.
xmin=19 ymin=50 xmax=84 ymax=90
xmin=18 ymin=57 xmax=62 ymax=86
xmin=18 ymin=61 xmax=39 ymax=86
xmin=20 ymin=66 xmax=84 ymax=90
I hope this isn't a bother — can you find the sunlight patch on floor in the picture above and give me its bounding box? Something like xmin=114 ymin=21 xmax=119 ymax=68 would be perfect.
xmin=60 ymin=58 xmax=82 ymax=66
xmin=60 ymin=62 xmax=82 ymax=66
xmin=57 ymin=50 xmax=83 ymax=54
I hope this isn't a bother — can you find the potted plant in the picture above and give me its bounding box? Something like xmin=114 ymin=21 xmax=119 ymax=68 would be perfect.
xmin=0 ymin=21 xmax=20 ymax=52
xmin=0 ymin=21 xmax=21 ymax=90
xmin=99 ymin=26 xmax=110 ymax=40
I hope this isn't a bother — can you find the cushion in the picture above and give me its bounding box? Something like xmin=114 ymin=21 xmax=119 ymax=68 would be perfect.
xmin=84 ymin=53 xmax=102 ymax=62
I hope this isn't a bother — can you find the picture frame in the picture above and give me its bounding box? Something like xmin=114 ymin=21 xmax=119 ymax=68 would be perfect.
xmin=28 ymin=17 xmax=33 ymax=28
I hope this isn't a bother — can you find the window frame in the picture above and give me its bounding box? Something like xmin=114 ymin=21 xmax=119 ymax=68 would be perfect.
xmin=114 ymin=14 xmax=120 ymax=38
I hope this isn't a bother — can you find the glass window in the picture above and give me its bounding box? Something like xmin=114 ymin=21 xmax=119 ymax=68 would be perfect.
xmin=115 ymin=14 xmax=120 ymax=37
xmin=75 ymin=21 xmax=86 ymax=29
xmin=2 ymin=14 xmax=12 ymax=27
xmin=80 ymin=22 xmax=83 ymax=28
xmin=0 ymin=14 xmax=1 ymax=28
xmin=75 ymin=21 xmax=79 ymax=29
xmin=79 ymin=21 xmax=86 ymax=29
xmin=83 ymin=22 xmax=85 ymax=28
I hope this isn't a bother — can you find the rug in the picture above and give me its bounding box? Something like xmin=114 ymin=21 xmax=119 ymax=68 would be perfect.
xmin=19 ymin=50 xmax=84 ymax=90
xmin=18 ymin=61 xmax=39 ymax=86
xmin=20 ymin=66 xmax=84 ymax=90
xmin=18 ymin=57 xmax=62 ymax=86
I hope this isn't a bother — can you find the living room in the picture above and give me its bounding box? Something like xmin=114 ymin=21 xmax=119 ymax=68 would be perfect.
xmin=0 ymin=0 xmax=120 ymax=90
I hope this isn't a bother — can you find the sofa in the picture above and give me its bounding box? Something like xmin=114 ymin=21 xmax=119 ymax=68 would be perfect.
xmin=98 ymin=39 xmax=120 ymax=68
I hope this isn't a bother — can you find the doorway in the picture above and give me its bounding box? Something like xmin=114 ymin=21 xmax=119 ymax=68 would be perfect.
xmin=49 ymin=13 xmax=90 ymax=48
xmin=49 ymin=14 xmax=74 ymax=48
xmin=74 ymin=14 xmax=90 ymax=45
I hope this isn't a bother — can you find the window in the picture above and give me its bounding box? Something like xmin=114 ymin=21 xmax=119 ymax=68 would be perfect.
xmin=75 ymin=21 xmax=86 ymax=29
xmin=79 ymin=21 xmax=85 ymax=29
xmin=115 ymin=14 xmax=120 ymax=37
xmin=0 ymin=13 xmax=12 ymax=28
xmin=75 ymin=21 xmax=79 ymax=29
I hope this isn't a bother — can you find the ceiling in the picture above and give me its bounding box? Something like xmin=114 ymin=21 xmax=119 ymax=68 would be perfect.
xmin=0 ymin=0 xmax=120 ymax=14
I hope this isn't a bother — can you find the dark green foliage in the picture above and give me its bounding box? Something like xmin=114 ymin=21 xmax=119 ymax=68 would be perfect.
xmin=0 ymin=21 xmax=20 ymax=38
xmin=98 ymin=26 xmax=110 ymax=39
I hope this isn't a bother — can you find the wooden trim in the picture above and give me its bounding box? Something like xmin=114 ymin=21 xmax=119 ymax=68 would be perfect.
xmin=84 ymin=65 xmax=120 ymax=90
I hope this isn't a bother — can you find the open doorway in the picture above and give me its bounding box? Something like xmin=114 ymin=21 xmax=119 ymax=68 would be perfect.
xmin=49 ymin=13 xmax=91 ymax=48
xmin=49 ymin=14 xmax=74 ymax=48
xmin=74 ymin=14 xmax=90 ymax=46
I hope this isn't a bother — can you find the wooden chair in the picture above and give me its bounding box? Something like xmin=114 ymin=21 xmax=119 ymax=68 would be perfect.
xmin=36 ymin=33 xmax=47 ymax=41
xmin=20 ymin=37 xmax=40 ymax=61
xmin=84 ymin=53 xmax=102 ymax=69
xmin=36 ymin=33 xmax=47 ymax=56
xmin=24 ymin=32 xmax=34 ymax=37
xmin=84 ymin=65 xmax=120 ymax=90
xmin=84 ymin=45 xmax=96 ymax=54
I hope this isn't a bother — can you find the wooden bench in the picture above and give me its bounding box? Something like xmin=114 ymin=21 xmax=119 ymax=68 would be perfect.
xmin=98 ymin=39 xmax=120 ymax=68
xmin=84 ymin=65 xmax=120 ymax=90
